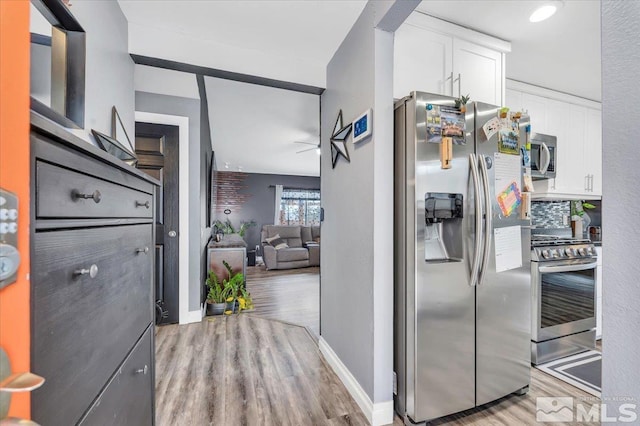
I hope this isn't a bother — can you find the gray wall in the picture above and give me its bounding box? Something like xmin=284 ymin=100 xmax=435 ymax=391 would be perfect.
xmin=601 ymin=0 xmax=640 ymax=414
xmin=320 ymin=1 xmax=397 ymax=405
xmin=217 ymin=172 xmax=320 ymax=250
xmin=71 ymin=0 xmax=134 ymax=143
xmin=135 ymin=91 xmax=204 ymax=312
xmin=30 ymin=43 xmax=51 ymax=106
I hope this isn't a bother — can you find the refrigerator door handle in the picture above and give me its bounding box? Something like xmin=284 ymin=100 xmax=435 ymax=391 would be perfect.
xmin=477 ymin=154 xmax=492 ymax=286
xmin=540 ymin=142 xmax=551 ymax=174
xmin=469 ymin=154 xmax=483 ymax=287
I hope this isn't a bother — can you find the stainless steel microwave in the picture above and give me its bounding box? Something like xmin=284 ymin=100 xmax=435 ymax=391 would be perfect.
xmin=530 ymin=133 xmax=557 ymax=180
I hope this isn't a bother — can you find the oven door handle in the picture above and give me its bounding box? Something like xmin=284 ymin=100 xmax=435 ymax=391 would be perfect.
xmin=538 ymin=261 xmax=597 ymax=273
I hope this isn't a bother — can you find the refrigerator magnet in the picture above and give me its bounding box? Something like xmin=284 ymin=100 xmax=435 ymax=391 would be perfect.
xmin=440 ymin=137 xmax=453 ymax=169
xmin=498 ymin=127 xmax=520 ymax=155
xmin=497 ymin=181 xmax=522 ymax=217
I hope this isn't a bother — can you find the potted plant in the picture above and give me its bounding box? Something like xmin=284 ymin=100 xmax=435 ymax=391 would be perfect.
xmin=455 ymin=94 xmax=471 ymax=113
xmin=238 ymin=220 xmax=256 ymax=238
xmin=208 ymin=260 xmax=254 ymax=316
xmin=205 ymin=270 xmax=226 ymax=316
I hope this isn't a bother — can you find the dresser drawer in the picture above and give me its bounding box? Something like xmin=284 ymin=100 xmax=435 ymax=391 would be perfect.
xmin=31 ymin=224 xmax=153 ymax=426
xmin=79 ymin=327 xmax=153 ymax=426
xmin=36 ymin=161 xmax=153 ymax=219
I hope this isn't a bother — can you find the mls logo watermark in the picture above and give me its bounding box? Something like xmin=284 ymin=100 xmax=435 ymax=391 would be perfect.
xmin=537 ymin=397 xmax=638 ymax=423
xmin=537 ymin=397 xmax=573 ymax=422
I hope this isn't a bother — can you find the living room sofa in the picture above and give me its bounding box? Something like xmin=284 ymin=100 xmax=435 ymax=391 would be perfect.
xmin=261 ymin=225 xmax=320 ymax=270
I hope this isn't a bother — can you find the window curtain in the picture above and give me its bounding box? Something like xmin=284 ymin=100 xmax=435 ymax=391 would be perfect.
xmin=278 ymin=188 xmax=321 ymax=226
xmin=274 ymin=184 xmax=283 ymax=225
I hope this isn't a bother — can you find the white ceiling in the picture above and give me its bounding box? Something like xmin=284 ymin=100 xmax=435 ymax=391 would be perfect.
xmin=119 ymin=0 xmax=368 ymax=87
xmin=204 ymin=77 xmax=320 ymax=177
xmin=126 ymin=0 xmax=601 ymax=178
xmin=416 ymin=0 xmax=601 ymax=101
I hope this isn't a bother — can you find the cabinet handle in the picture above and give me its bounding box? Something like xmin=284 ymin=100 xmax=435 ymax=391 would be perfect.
xmin=585 ymin=175 xmax=589 ymax=191
xmin=73 ymin=189 xmax=101 ymax=204
xmin=590 ymin=174 xmax=594 ymax=192
xmin=136 ymin=246 xmax=149 ymax=254
xmin=135 ymin=200 xmax=150 ymax=209
xmin=453 ymin=73 xmax=461 ymax=97
xmin=445 ymin=72 xmax=454 ymax=95
xmin=75 ymin=264 xmax=98 ymax=278
xmin=135 ymin=365 xmax=148 ymax=375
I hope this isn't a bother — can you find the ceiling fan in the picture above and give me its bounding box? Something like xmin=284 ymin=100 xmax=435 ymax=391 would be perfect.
xmin=294 ymin=141 xmax=321 ymax=155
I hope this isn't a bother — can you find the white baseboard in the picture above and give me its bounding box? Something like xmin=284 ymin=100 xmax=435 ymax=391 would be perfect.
xmin=318 ymin=337 xmax=394 ymax=426
xmin=180 ymin=308 xmax=203 ymax=325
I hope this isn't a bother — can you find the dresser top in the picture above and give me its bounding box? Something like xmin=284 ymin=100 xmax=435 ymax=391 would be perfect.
xmin=31 ymin=110 xmax=160 ymax=187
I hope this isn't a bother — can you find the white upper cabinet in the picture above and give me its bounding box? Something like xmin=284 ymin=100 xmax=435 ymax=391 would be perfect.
xmin=522 ymin=93 xmax=548 ymax=133
xmin=394 ymin=24 xmax=453 ymax=98
xmin=506 ymin=80 xmax=602 ymax=200
xmin=453 ymin=38 xmax=503 ymax=105
xmin=394 ymin=13 xmax=509 ymax=104
xmin=505 ymin=88 xmax=522 ymax=113
xmin=585 ymin=108 xmax=602 ymax=196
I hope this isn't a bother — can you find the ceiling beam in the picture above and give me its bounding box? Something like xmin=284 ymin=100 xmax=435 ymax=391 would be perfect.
xmin=130 ymin=54 xmax=325 ymax=96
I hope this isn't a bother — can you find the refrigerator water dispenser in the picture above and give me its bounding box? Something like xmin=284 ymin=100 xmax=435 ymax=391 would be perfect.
xmin=424 ymin=193 xmax=463 ymax=262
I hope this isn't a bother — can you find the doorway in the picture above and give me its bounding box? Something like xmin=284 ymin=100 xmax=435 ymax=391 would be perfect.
xmin=135 ymin=122 xmax=180 ymax=324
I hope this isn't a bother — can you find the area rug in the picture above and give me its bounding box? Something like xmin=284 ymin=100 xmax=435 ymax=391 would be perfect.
xmin=536 ymin=350 xmax=601 ymax=397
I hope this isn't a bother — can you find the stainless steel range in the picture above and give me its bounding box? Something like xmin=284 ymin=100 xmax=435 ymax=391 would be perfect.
xmin=531 ymin=235 xmax=598 ymax=364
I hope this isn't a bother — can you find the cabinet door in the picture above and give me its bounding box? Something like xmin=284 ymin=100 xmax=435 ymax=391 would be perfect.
xmin=560 ymin=105 xmax=589 ymax=196
xmin=505 ymin=88 xmax=523 ymax=112
xmin=453 ymin=38 xmax=502 ymax=105
xmin=79 ymin=327 xmax=153 ymax=425
xmin=521 ymin=93 xmax=548 ymax=134
xmin=542 ymin=99 xmax=569 ymax=193
xmin=585 ymin=108 xmax=602 ymax=196
xmin=394 ymin=24 xmax=453 ymax=99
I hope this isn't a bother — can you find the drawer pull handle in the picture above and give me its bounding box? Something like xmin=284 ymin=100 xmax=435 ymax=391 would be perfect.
xmin=136 ymin=246 xmax=149 ymax=254
xmin=135 ymin=200 xmax=150 ymax=209
xmin=75 ymin=264 xmax=98 ymax=278
xmin=73 ymin=189 xmax=101 ymax=204
xmin=135 ymin=365 xmax=148 ymax=375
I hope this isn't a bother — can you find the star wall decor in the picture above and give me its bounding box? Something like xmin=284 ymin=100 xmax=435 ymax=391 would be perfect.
xmin=330 ymin=110 xmax=352 ymax=169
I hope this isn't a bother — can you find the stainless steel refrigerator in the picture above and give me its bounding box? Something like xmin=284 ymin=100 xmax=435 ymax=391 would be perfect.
xmin=394 ymin=92 xmax=532 ymax=423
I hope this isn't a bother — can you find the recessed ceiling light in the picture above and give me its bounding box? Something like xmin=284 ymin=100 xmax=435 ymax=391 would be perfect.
xmin=530 ymin=4 xmax=558 ymax=23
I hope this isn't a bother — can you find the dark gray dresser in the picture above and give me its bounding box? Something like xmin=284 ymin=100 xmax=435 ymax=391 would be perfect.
xmin=29 ymin=112 xmax=158 ymax=425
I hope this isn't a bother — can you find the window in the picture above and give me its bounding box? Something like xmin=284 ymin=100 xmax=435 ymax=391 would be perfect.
xmin=279 ymin=188 xmax=320 ymax=226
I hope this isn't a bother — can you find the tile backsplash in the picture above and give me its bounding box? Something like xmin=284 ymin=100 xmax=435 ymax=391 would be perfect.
xmin=531 ymin=201 xmax=570 ymax=229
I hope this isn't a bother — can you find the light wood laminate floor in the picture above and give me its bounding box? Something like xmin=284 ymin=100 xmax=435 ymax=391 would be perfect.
xmin=245 ymin=265 xmax=320 ymax=336
xmin=158 ymin=264 xmax=601 ymax=425
xmin=155 ymin=315 xmax=368 ymax=425
xmin=156 ymin=314 xmax=601 ymax=426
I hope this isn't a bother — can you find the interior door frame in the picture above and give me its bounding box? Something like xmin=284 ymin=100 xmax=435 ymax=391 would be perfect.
xmin=135 ymin=111 xmax=199 ymax=325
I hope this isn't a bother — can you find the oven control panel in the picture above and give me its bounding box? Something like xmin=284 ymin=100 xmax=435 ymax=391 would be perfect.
xmin=532 ymin=244 xmax=596 ymax=262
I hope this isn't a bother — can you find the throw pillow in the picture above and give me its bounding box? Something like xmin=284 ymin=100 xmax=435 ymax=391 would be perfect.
xmin=268 ymin=237 xmax=289 ymax=250
xmin=264 ymin=234 xmax=281 ymax=244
